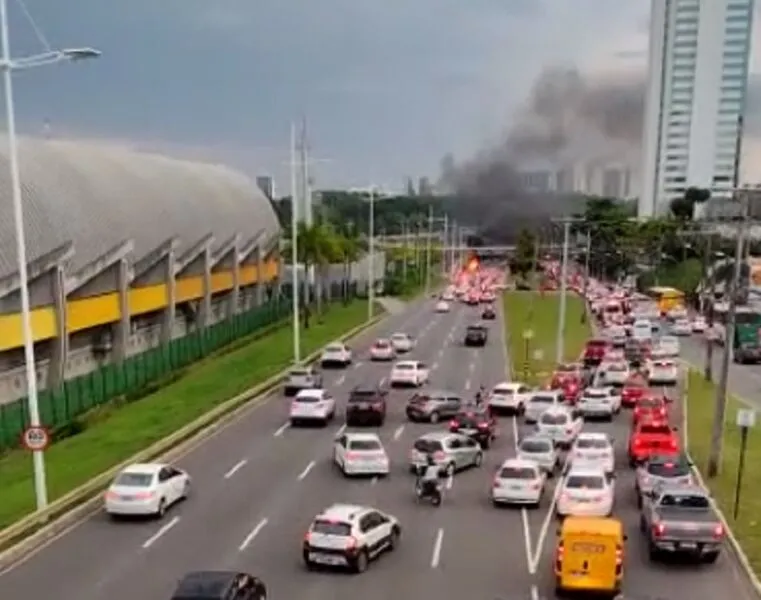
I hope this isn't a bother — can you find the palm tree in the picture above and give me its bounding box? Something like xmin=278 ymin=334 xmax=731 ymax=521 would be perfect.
xmin=297 ymin=222 xmax=341 ymax=315
xmin=337 ymin=229 xmax=362 ymax=304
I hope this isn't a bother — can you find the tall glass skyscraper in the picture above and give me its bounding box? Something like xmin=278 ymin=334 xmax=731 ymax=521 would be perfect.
xmin=638 ymin=0 xmax=755 ymax=216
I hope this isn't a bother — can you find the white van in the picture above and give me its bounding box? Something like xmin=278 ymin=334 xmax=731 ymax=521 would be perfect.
xmin=632 ymin=319 xmax=652 ymax=341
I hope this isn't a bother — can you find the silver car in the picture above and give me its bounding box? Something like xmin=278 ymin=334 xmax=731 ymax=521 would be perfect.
xmin=409 ymin=432 xmax=483 ymax=476
xmin=524 ymin=390 xmax=563 ymax=424
xmin=517 ymin=435 xmax=560 ymax=475
xmin=405 ymin=389 xmax=462 ymax=423
xmin=635 ymin=454 xmax=693 ymax=507
xmin=284 ymin=366 xmax=323 ymax=396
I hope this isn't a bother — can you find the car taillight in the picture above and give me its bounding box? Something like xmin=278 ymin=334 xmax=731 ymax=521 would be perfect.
xmin=104 ymin=490 xmax=118 ymax=500
xmin=345 ymin=452 xmax=358 ymax=461
xmin=590 ymin=495 xmax=603 ymax=502
xmin=449 ymin=420 xmax=459 ymax=429
xmin=530 ymin=482 xmax=542 ymax=490
xmin=633 ymin=438 xmax=643 ymax=447
xmin=492 ymin=477 xmax=502 ymax=488
xmin=433 ymin=451 xmax=445 ymax=461
xmin=565 ymin=427 xmax=573 ymax=434
xmin=345 ymin=536 xmax=358 ymax=551
xmin=668 ymin=439 xmax=678 ymax=450
xmin=372 ymin=403 xmax=384 ymax=410
xmin=713 ymin=524 xmax=724 ymax=538
xmin=304 ymin=531 xmax=312 ymax=543
xmin=555 ymin=541 xmax=565 ymax=567
xmin=133 ymin=491 xmax=155 ymax=500
xmin=478 ymin=422 xmax=489 ymax=430
xmin=652 ymin=522 xmax=665 ymax=537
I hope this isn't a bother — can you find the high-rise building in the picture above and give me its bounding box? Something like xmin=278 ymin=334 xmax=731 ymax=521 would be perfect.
xmin=256 ymin=175 xmax=275 ymax=200
xmin=639 ymin=0 xmax=755 ymax=217
xmin=602 ymin=169 xmax=623 ymax=198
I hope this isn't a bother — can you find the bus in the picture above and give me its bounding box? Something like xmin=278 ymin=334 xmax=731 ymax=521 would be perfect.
xmin=711 ymin=303 xmax=761 ymax=362
xmin=646 ymin=286 xmax=685 ymax=315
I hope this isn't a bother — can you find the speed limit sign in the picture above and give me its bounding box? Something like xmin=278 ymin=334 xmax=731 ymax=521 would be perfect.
xmin=21 ymin=426 xmax=50 ymax=451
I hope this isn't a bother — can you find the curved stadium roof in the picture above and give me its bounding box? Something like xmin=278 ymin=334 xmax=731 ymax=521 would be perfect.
xmin=0 ymin=136 xmax=281 ymax=280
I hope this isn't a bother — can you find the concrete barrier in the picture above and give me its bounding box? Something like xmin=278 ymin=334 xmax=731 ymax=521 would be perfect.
xmin=0 ymin=312 xmax=386 ymax=567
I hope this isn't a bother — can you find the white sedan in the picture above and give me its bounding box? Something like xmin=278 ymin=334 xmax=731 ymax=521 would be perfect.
xmin=435 ymin=300 xmax=450 ymax=313
xmin=491 ymin=458 xmax=545 ymax=507
xmin=692 ymin=316 xmax=707 ymax=333
xmin=105 ymin=463 xmax=190 ymax=518
xmin=370 ymin=338 xmax=396 ymax=361
xmin=333 ymin=432 xmax=390 ymax=476
xmin=647 ymin=359 xmax=679 ymax=386
xmin=390 ymin=332 xmax=415 ymax=353
xmin=290 ymin=388 xmax=336 ymax=426
xmin=390 ymin=360 xmax=429 ymax=387
xmin=656 ymin=335 xmax=680 ymax=357
xmin=671 ymin=318 xmax=692 ymax=336
xmin=569 ymin=432 xmax=615 ymax=474
xmin=320 ymin=342 xmax=352 ymax=367
xmin=556 ymin=467 xmax=614 ymax=518
xmin=488 ymin=381 xmax=531 ymax=415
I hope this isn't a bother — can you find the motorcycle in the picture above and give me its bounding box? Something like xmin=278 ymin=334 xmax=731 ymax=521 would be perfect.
xmin=414 ymin=467 xmax=443 ymax=506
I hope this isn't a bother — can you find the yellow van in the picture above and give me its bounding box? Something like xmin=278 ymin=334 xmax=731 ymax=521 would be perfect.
xmin=554 ymin=516 xmax=626 ymax=597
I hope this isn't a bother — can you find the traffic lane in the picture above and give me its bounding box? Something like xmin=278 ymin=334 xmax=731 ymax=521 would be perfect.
xmin=533 ymin=393 xmax=758 ymax=600
xmin=0 ymin=303 xmax=458 ymax=598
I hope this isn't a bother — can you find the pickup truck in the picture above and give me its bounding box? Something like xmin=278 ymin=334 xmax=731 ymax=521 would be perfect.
xmin=639 ymin=483 xmax=723 ymax=563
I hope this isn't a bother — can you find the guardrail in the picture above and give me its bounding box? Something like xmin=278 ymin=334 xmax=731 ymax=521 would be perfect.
xmin=0 ymin=312 xmax=387 ymax=567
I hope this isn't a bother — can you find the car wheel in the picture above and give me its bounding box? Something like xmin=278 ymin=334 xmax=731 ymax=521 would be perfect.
xmin=429 ymin=411 xmax=440 ymax=424
xmin=474 ymin=452 xmax=483 ymax=467
xmin=388 ymin=526 xmax=400 ymax=550
xmin=353 ymin=550 xmax=369 ymax=573
xmin=180 ymin=480 xmax=191 ymax=500
xmin=156 ymin=498 xmax=166 ymax=518
xmin=444 ymin=462 xmax=456 ymax=477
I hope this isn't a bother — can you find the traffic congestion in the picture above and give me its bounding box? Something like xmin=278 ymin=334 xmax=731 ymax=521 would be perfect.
xmin=0 ymin=264 xmax=757 ymax=600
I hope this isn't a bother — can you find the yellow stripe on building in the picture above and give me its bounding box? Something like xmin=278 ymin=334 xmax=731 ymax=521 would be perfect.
xmin=0 ymin=307 xmax=58 ymax=352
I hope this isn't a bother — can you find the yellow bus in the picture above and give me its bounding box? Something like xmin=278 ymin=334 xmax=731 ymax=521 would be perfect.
xmin=646 ymin=286 xmax=685 ymax=315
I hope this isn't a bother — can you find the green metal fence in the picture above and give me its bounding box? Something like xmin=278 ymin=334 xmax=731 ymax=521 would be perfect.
xmin=0 ymin=298 xmax=291 ymax=450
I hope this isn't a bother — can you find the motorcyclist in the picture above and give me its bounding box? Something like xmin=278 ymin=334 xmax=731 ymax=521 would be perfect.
xmin=474 ymin=385 xmax=486 ymax=407
xmin=416 ymin=453 xmax=441 ymax=497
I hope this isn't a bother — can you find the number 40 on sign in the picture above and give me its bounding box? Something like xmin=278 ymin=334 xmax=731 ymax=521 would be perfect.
xmin=21 ymin=425 xmax=50 ymax=451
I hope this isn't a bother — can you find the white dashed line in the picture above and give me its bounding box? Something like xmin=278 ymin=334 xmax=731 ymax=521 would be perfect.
xmin=530 ymin=584 xmax=539 ymax=600
xmin=430 ymin=528 xmax=444 ymax=568
xmin=273 ymin=423 xmax=289 ymax=437
xmin=468 ymin=362 xmax=475 ymax=372
xmin=224 ymin=459 xmax=247 ymax=479
xmin=393 ymin=425 xmax=404 ymax=440
xmin=239 ymin=518 xmax=269 ymax=551
xmin=445 ymin=474 xmax=454 ymax=489
xmin=336 ymin=375 xmax=346 ymax=386
xmin=353 ymin=362 xmax=362 ymax=369
xmin=336 ymin=423 xmax=346 ymax=436
xmin=297 ymin=460 xmax=316 ymax=480
xmin=464 ymin=379 xmax=471 ymax=390
xmin=432 ymin=361 xmax=439 ymax=371
xmin=380 ymin=377 xmax=387 ymax=385
xmin=371 ymin=476 xmax=378 ymax=486
xmin=142 ymin=516 xmax=180 ymax=549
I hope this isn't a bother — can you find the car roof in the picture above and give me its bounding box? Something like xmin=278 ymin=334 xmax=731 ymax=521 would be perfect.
xmin=122 ymin=463 xmax=165 ymax=474
xmin=499 ymin=458 xmax=540 ymax=470
xmin=531 ymin=389 xmax=562 ymax=398
xmin=577 ymin=432 xmax=609 ymax=441
xmin=540 ymin=406 xmax=570 ymax=416
xmin=584 ymin=387 xmax=610 ymax=394
xmin=418 ymin=431 xmax=458 ymax=441
xmin=520 ymin=435 xmax=553 ymax=447
xmin=565 ymin=466 xmax=607 ymax=477
xmin=394 ymin=360 xmax=418 ymax=367
xmin=391 ymin=332 xmax=410 ymax=337
xmin=345 ymin=432 xmax=382 ymax=442
xmin=493 ymin=381 xmax=523 ymax=390
xmin=655 ymin=483 xmax=704 ymax=495
xmin=317 ymin=503 xmax=373 ymax=522
xmin=561 ymin=516 xmax=622 ymax=535
xmin=296 ymin=388 xmax=325 ymax=398
xmin=174 ymin=570 xmax=245 ymax=597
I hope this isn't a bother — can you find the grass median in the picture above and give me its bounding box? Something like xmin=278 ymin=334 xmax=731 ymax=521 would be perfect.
xmin=503 ymin=291 xmax=591 ymax=385
xmin=685 ymin=369 xmax=761 ymax=575
xmin=0 ymin=299 xmax=373 ymax=530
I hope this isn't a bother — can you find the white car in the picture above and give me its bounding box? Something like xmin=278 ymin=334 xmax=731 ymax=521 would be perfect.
xmin=524 ymin=390 xmax=564 ymax=424
xmin=321 ymin=342 xmax=352 ymax=367
xmin=491 ymin=458 xmax=545 ymax=507
xmin=535 ymin=407 xmax=583 ymax=448
xmin=333 ymin=432 xmax=390 ymax=477
xmin=556 ymin=466 xmax=614 ymax=518
xmin=632 ymin=319 xmax=653 ymax=342
xmin=517 ymin=435 xmax=560 ymax=475
xmin=671 ymin=318 xmax=692 ymax=336
xmin=369 ymin=338 xmax=395 ymax=361
xmin=290 ymin=388 xmax=336 ymax=426
xmin=647 ymin=359 xmax=679 ymax=386
xmin=303 ymin=504 xmax=400 ymax=572
xmin=435 ymin=300 xmax=450 ymax=313
xmin=578 ymin=387 xmax=620 ymax=420
xmin=104 ymin=463 xmax=190 ymax=517
xmin=657 ymin=335 xmax=680 ymax=357
xmin=605 ymin=325 xmax=627 ymax=347
xmin=596 ymin=361 xmax=629 ymax=386
xmin=488 ymin=381 xmax=531 ymax=415
xmin=569 ymin=432 xmax=615 ymax=474
xmin=390 ymin=360 xmax=429 ymax=387
xmin=442 ymin=289 xmax=455 ymax=301
xmin=692 ymin=316 xmax=707 ymax=333
xmin=390 ymin=332 xmax=415 ymax=353
xmin=667 ymin=306 xmax=688 ymax=321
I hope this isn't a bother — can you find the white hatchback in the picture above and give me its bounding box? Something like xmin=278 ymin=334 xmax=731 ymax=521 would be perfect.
xmin=597 ymin=361 xmax=629 ymax=386
xmin=321 ymin=342 xmax=352 ymax=367
xmin=488 ymin=381 xmax=531 ymax=415
xmin=691 ymin=316 xmax=707 ymax=333
xmin=105 ymin=463 xmax=190 ymax=518
xmin=657 ymin=335 xmax=680 ymax=357
xmin=569 ymin=432 xmax=615 ymax=474
xmin=517 ymin=435 xmax=560 ymax=475
xmin=556 ymin=467 xmax=614 ymax=518
xmin=435 ymin=300 xmax=450 ymax=313
xmin=390 ymin=332 xmax=415 ymax=353
xmin=390 ymin=360 xmax=429 ymax=387
xmin=647 ymin=359 xmax=679 ymax=385
xmin=535 ymin=407 xmax=583 ymax=448
xmin=491 ymin=458 xmax=545 ymax=507
xmin=333 ymin=432 xmax=390 ymax=477
xmin=578 ymin=387 xmax=620 ymax=420
xmin=370 ymin=338 xmax=396 ymax=361
xmin=524 ymin=390 xmax=564 ymax=424
xmin=290 ymin=389 xmax=336 ymax=426
xmin=671 ymin=318 xmax=692 ymax=336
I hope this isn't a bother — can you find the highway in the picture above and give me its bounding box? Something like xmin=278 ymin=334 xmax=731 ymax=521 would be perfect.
xmin=0 ymin=297 xmax=758 ymax=599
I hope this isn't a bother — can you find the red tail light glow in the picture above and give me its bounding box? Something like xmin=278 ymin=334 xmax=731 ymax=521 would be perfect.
xmin=345 ymin=536 xmax=358 ymax=550
xmin=372 ymin=403 xmax=384 ymax=410
xmin=449 ymin=420 xmax=459 ymax=429
xmin=714 ymin=524 xmax=725 ymax=538
xmin=433 ymin=451 xmax=445 ymax=461
xmin=652 ymin=522 xmax=665 ymax=537
xmin=345 ymin=452 xmax=358 ymax=461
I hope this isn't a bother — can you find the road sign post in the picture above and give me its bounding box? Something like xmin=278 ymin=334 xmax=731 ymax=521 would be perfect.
xmin=21 ymin=425 xmax=50 ymax=452
xmin=522 ymin=329 xmax=534 ymax=380
xmin=734 ymin=408 xmax=756 ymax=520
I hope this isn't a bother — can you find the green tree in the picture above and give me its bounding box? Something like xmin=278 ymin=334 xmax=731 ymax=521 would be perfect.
xmin=511 ymin=228 xmax=536 ymax=277
xmin=670 ymin=187 xmax=711 ymax=221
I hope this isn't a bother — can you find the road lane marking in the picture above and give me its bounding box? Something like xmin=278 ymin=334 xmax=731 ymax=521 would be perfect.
xmin=530 ymin=584 xmax=539 ymax=600
xmin=521 ymin=507 xmax=535 ymax=574
xmin=465 ymin=379 xmax=471 ymax=390
xmin=142 ymin=516 xmax=180 ymax=549
xmin=468 ymin=362 xmax=475 ymax=372
xmin=371 ymin=476 xmax=378 ymax=486
xmin=380 ymin=376 xmax=387 ymax=385
xmin=530 ymin=457 xmax=567 ymax=571
xmin=393 ymin=425 xmax=404 ymax=440
xmin=239 ymin=518 xmax=269 ymax=551
xmin=273 ymin=423 xmax=289 ymax=437
xmin=430 ymin=528 xmax=444 ymax=568
xmin=336 ymin=375 xmax=346 ymax=385
xmin=336 ymin=424 xmax=346 ymax=436
xmin=445 ymin=474 xmax=454 ymax=489
xmin=224 ymin=459 xmax=247 ymax=479
xmin=511 ymin=415 xmax=520 ymax=452
xmin=437 ymin=348 xmax=444 ymax=359
xmin=298 ymin=460 xmax=316 ymax=480
xmin=432 ymin=361 xmax=439 ymax=371
xmin=353 ymin=362 xmax=362 ymax=369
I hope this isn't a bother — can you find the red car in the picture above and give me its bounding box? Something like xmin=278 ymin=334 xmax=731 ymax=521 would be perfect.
xmin=628 ymin=417 xmax=679 ymax=467
xmin=583 ymin=339 xmax=608 ymax=367
xmin=632 ymin=395 xmax=668 ymax=425
xmin=621 ymin=380 xmax=647 ymax=408
xmin=559 ymin=378 xmax=583 ymax=405
xmin=550 ymin=363 xmax=582 ymax=388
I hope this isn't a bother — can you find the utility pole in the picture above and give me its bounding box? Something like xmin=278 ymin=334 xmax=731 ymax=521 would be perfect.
xmin=442 ymin=213 xmax=449 ymax=276
xmin=402 ymin=219 xmax=409 ymax=282
xmin=581 ymin=230 xmax=591 ymax=324
xmin=707 ymin=187 xmax=753 ymax=478
xmin=367 ymin=186 xmax=376 ymax=320
xmin=425 ymin=205 xmax=434 ymax=294
xmin=289 ymin=122 xmax=301 ymax=363
xmin=551 ymin=218 xmax=583 ymax=365
xmin=703 ymin=233 xmax=715 ymax=382
xmin=414 ymin=220 xmax=422 ymax=283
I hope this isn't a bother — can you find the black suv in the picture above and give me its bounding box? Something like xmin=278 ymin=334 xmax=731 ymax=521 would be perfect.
xmin=464 ymin=325 xmax=488 ymax=346
xmin=481 ymin=305 xmax=496 ymax=320
xmin=448 ymin=408 xmax=497 ymax=448
xmin=171 ymin=571 xmax=266 ymax=600
xmin=345 ymin=385 xmax=387 ymax=426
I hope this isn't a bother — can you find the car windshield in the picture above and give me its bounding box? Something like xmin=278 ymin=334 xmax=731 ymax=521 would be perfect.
xmin=565 ymin=475 xmax=605 ymax=490
xmin=585 ymin=391 xmax=607 ymax=399
xmin=456 ymin=412 xmax=486 ymax=425
xmin=325 ymin=344 xmax=344 ymax=352
xmin=659 ymin=494 xmax=709 ymax=508
xmin=500 ymin=467 xmax=536 ymax=479
xmin=391 ymin=334 xmax=408 ymax=341
xmin=414 ymin=439 xmax=443 ymax=453
xmin=607 ymin=364 xmax=626 ymax=371
xmin=639 ymin=424 xmax=671 ymax=435
xmin=290 ymin=369 xmax=309 ymax=376
xmin=312 ymin=520 xmax=352 ymax=536
xmin=375 ymin=340 xmax=389 ymax=346
xmin=531 ymin=395 xmax=555 ymax=404
xmin=520 ymin=439 xmax=551 ymax=453
xmin=467 ymin=326 xmax=485 ymax=333
xmin=395 ymin=364 xmax=415 ymax=370
xmin=647 ymin=460 xmax=690 ymax=477
xmin=348 ymin=439 xmax=382 ymax=451
xmin=540 ymin=413 xmax=567 ymax=425
xmin=493 ymin=387 xmax=513 ymax=396
xmin=295 ymin=395 xmax=321 ymax=403
xmin=115 ymin=472 xmax=154 ymax=487
xmin=577 ymin=438 xmax=609 ymax=449
xmin=588 ymin=340 xmax=606 ymax=348
xmin=350 ymin=389 xmax=377 ymax=399
xmin=638 ymin=397 xmax=661 ymax=408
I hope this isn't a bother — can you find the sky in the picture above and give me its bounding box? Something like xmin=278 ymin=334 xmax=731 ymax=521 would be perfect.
xmin=5 ymin=0 xmax=759 ymax=191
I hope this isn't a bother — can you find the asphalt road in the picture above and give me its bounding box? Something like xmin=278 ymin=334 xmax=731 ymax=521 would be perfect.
xmin=0 ymin=298 xmax=758 ymax=600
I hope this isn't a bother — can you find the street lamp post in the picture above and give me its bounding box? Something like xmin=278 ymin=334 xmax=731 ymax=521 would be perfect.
xmin=367 ymin=186 xmax=375 ymax=320
xmin=289 ymin=122 xmax=301 ymax=363
xmin=0 ymin=0 xmax=100 ymax=512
